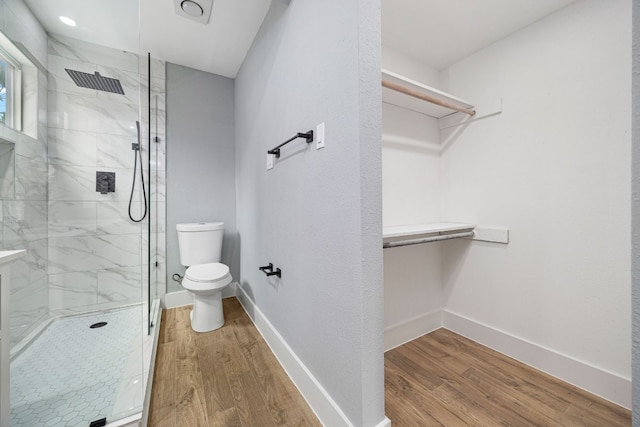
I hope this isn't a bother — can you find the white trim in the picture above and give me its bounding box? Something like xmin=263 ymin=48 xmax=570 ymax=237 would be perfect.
xmin=142 ymin=299 xmax=163 ymax=426
xmin=164 ymin=290 xmax=193 ymax=308
xmin=107 ymin=413 xmax=141 ymax=427
xmin=384 ymin=310 xmax=442 ymax=352
xmin=443 ymin=310 xmax=631 ymax=409
xmin=375 ymin=417 xmax=392 ymax=427
xmin=236 ymin=284 xmax=387 ymax=427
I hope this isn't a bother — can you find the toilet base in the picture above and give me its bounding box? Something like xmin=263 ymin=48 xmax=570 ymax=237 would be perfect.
xmin=190 ymin=291 xmax=225 ymax=332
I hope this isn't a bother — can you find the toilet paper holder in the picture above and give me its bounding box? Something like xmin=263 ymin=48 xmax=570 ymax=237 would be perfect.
xmin=259 ymin=263 xmax=281 ymax=278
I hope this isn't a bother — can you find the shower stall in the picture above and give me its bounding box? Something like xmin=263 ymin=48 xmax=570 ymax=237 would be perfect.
xmin=1 ymin=0 xmax=167 ymax=425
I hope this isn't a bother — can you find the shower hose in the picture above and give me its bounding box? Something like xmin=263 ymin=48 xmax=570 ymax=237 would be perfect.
xmin=129 ymin=121 xmax=148 ymax=222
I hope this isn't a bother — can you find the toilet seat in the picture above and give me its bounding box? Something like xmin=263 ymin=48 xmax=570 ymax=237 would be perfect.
xmin=183 ymin=263 xmax=232 ymax=291
xmin=186 ymin=262 xmax=229 ymax=282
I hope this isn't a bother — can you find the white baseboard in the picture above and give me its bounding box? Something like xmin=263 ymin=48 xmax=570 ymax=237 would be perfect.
xmin=236 ymin=285 xmax=390 ymax=427
xmin=384 ymin=310 xmax=442 ymax=352
xmin=443 ymin=310 xmax=631 ymax=409
xmin=164 ymin=283 xmax=238 ymax=309
xmin=375 ymin=417 xmax=392 ymax=427
xmin=164 ymin=290 xmax=192 ymax=308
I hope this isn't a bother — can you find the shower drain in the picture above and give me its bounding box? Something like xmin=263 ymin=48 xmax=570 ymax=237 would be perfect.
xmin=89 ymin=322 xmax=108 ymax=329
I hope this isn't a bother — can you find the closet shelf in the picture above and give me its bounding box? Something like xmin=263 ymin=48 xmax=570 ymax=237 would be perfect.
xmin=382 ymin=69 xmax=475 ymax=118
xmin=383 ymin=222 xmax=476 ymax=248
xmin=383 ymin=222 xmax=476 ymax=239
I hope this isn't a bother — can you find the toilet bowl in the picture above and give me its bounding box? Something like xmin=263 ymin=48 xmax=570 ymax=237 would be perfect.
xmin=176 ymin=222 xmax=232 ymax=332
xmin=182 ymin=263 xmax=232 ymax=332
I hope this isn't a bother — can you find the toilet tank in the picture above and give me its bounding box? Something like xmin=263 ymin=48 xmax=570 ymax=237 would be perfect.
xmin=176 ymin=222 xmax=224 ymax=266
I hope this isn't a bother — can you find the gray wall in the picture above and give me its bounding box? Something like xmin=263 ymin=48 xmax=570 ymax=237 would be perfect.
xmin=166 ymin=63 xmax=237 ymax=293
xmin=235 ymin=1 xmax=384 ymax=425
xmin=633 ymin=0 xmax=640 ymax=423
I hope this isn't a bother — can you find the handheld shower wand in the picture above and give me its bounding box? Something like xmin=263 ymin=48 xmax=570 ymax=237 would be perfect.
xmin=128 ymin=121 xmax=147 ymax=222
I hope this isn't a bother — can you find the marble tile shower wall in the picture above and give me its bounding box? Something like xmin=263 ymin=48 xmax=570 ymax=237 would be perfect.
xmin=47 ymin=35 xmax=166 ymax=317
xmin=0 ymin=0 xmax=50 ymax=346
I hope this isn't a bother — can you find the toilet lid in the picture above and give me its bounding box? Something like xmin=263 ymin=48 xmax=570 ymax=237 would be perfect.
xmin=185 ymin=263 xmax=230 ymax=283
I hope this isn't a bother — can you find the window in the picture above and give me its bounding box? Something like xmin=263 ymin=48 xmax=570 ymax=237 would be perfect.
xmin=0 ymin=49 xmax=21 ymax=131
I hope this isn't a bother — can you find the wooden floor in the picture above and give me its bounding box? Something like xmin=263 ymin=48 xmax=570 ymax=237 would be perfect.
xmin=148 ymin=298 xmax=321 ymax=426
xmin=385 ymin=328 xmax=632 ymax=426
xmin=150 ymin=300 xmax=631 ymax=426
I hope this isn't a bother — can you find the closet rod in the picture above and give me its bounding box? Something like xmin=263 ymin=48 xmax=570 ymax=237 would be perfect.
xmin=382 ymin=79 xmax=476 ymax=116
xmin=383 ymin=231 xmax=474 ymax=248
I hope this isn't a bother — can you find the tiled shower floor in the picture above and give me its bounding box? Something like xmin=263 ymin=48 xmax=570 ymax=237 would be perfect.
xmin=10 ymin=306 xmax=143 ymax=427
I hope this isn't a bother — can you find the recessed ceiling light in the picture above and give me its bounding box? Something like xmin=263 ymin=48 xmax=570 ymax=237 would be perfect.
xmin=59 ymin=16 xmax=76 ymax=27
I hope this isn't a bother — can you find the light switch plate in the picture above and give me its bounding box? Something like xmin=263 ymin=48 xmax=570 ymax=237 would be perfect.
xmin=266 ymin=153 xmax=274 ymax=170
xmin=316 ymin=122 xmax=325 ymax=149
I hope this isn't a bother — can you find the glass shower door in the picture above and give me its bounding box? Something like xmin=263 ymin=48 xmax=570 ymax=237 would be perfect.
xmin=5 ymin=0 xmax=150 ymax=424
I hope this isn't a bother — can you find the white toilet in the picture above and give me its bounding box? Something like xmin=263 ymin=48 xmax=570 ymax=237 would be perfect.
xmin=176 ymin=222 xmax=232 ymax=332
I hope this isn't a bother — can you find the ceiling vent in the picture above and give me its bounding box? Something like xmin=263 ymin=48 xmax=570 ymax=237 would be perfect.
xmin=174 ymin=0 xmax=213 ymax=25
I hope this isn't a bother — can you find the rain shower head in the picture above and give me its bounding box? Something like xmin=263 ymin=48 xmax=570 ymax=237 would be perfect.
xmin=65 ymin=69 xmax=125 ymax=95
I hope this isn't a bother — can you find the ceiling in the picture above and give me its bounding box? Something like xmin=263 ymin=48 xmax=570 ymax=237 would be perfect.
xmin=23 ymin=0 xmax=271 ymax=78
xmin=23 ymin=0 xmax=577 ymax=77
xmin=139 ymin=0 xmax=270 ymax=78
xmin=382 ymin=0 xmax=577 ymax=70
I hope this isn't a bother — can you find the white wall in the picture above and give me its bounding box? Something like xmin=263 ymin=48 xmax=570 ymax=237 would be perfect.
xmin=382 ymin=46 xmax=440 ymax=87
xmin=632 ymin=0 xmax=640 ymax=420
xmin=381 ymin=47 xmax=445 ymax=347
xmin=235 ymin=1 xmax=385 ymax=426
xmin=440 ymin=0 xmax=630 ymax=396
xmin=382 ymin=45 xmax=442 ymax=228
xmin=381 ymin=0 xmax=631 ymax=406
